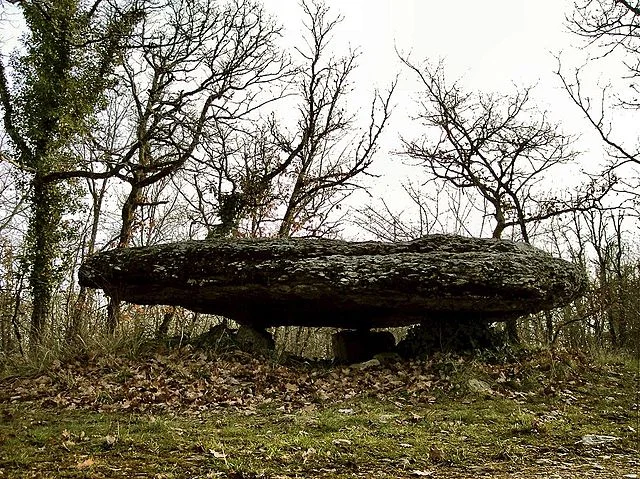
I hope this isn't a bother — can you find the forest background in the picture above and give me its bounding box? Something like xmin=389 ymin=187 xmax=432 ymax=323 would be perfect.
xmin=0 ymin=0 xmax=639 ymax=359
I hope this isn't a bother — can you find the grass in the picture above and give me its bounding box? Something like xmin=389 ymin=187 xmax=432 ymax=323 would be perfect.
xmin=0 ymin=348 xmax=639 ymax=478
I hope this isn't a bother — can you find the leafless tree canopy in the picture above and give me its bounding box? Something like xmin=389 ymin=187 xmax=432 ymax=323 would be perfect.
xmin=569 ymin=0 xmax=640 ymax=58
xmin=559 ymin=0 xmax=640 ymax=178
xmin=90 ymin=0 xmax=290 ymax=248
xmin=180 ymin=0 xmax=395 ymax=239
xmin=398 ymin=58 xmax=606 ymax=243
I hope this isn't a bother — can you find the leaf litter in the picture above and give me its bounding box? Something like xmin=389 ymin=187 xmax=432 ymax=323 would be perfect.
xmin=1 ymin=349 xmax=464 ymax=414
xmin=0 ymin=348 xmax=638 ymax=478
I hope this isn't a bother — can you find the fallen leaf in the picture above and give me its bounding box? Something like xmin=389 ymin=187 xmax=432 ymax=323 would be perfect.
xmin=332 ymin=439 xmax=351 ymax=446
xmin=468 ymin=378 xmax=492 ymax=394
xmin=579 ymin=434 xmax=619 ymax=445
xmin=209 ymin=450 xmax=226 ymax=459
xmin=302 ymin=447 xmax=316 ymax=463
xmin=429 ymin=446 xmax=445 ymax=462
xmin=76 ymin=458 xmax=95 ymax=469
xmin=352 ymin=359 xmax=380 ymax=370
xmin=409 ymin=413 xmax=423 ymax=422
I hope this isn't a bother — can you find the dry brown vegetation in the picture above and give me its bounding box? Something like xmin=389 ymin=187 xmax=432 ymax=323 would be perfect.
xmin=1 ymin=347 xmax=638 ymax=478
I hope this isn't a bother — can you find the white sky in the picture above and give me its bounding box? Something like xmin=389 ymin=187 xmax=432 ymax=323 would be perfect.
xmin=1 ymin=0 xmax=621 ymax=239
xmin=264 ymin=0 xmax=606 ymax=228
xmin=267 ymin=0 xmax=575 ymax=96
xmin=266 ymin=0 xmax=595 ymax=149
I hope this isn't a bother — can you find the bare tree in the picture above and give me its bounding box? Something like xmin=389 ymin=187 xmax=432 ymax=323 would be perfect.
xmin=568 ymin=1 xmax=640 ymax=62
xmin=583 ymin=208 xmax=630 ymax=347
xmin=182 ymin=0 xmax=395 ymax=239
xmin=559 ymin=1 xmax=640 ymax=191
xmin=399 ymin=58 xmax=609 ymax=245
xmin=354 ymin=180 xmax=476 ymax=241
xmin=92 ymin=0 xmax=290 ymax=330
xmin=180 ymin=119 xmax=287 ymax=238
xmin=553 ymin=1 xmax=640 ymax=349
xmin=397 ymin=58 xmax=615 ymax=344
xmin=354 ymin=196 xmax=427 ymax=242
xmin=0 ymin=164 xmax=26 ymax=235
xmin=101 ymin=0 xmax=289 ymax=248
xmin=272 ymin=0 xmax=394 ymax=237
xmin=0 ymin=0 xmax=143 ymax=346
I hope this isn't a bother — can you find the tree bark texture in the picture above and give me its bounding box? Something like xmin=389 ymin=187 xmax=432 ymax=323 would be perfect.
xmin=28 ymin=177 xmax=62 ymax=347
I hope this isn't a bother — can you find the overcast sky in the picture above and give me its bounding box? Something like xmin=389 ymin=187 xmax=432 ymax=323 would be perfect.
xmin=263 ymin=1 xmax=604 ymax=218
xmin=1 ymin=0 xmax=615 ymax=238
xmin=268 ymin=0 xmax=575 ymax=94
xmin=265 ymin=0 xmax=596 ymax=146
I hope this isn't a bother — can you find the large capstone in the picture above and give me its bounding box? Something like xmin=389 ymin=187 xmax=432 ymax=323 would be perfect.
xmin=78 ymin=235 xmax=587 ymax=329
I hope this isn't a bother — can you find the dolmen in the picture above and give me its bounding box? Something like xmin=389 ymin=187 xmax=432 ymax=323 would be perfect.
xmin=79 ymin=235 xmax=587 ymax=359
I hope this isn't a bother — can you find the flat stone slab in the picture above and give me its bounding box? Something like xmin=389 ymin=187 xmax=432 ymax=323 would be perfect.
xmin=78 ymin=235 xmax=587 ymax=329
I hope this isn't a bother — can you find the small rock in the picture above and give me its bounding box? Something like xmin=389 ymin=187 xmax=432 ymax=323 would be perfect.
xmin=235 ymin=325 xmax=274 ymax=354
xmin=468 ymin=378 xmax=493 ymax=394
xmin=332 ymin=438 xmax=352 ymax=446
xmin=351 ymin=358 xmax=381 ymax=370
xmin=411 ymin=470 xmax=434 ymax=477
xmin=373 ymin=352 xmax=402 ymax=364
xmin=332 ymin=330 xmax=395 ymax=363
xmin=429 ymin=445 xmax=446 ymax=462
xmin=578 ymin=434 xmax=619 ymax=446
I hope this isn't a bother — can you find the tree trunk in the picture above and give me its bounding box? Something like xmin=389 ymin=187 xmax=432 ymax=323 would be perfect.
xmin=66 ymin=287 xmax=89 ymax=343
xmin=544 ymin=310 xmax=554 ymax=345
xmin=106 ymin=295 xmax=121 ymax=334
xmin=278 ymin=164 xmax=309 ymax=238
xmin=278 ymin=190 xmax=300 ymax=238
xmin=491 ymin=200 xmax=506 ymax=240
xmin=28 ymin=177 xmax=62 ymax=348
xmin=505 ymin=319 xmax=520 ymax=344
xmin=278 ymin=208 xmax=296 ymax=238
xmin=118 ymin=183 xmax=142 ymax=248
xmin=156 ymin=307 xmax=175 ymax=339
xmin=66 ymin=178 xmax=107 ymax=343
xmin=107 ymin=182 xmax=142 ymax=333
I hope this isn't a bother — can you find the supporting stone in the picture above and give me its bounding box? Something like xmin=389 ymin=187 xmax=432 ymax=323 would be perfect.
xmin=236 ymin=325 xmax=275 ymax=355
xmin=396 ymin=317 xmax=507 ymax=358
xmin=332 ymin=329 xmax=396 ymax=363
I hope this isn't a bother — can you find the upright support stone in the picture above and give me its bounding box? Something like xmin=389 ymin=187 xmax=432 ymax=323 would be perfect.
xmin=332 ymin=330 xmax=396 ymax=363
xmin=396 ymin=317 xmax=506 ymax=358
xmin=236 ymin=325 xmax=275 ymax=355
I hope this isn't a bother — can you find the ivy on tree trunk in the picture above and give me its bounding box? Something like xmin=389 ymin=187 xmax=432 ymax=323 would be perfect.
xmin=0 ymin=0 xmax=142 ymax=347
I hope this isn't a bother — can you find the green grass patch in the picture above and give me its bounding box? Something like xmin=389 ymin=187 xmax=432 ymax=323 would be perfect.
xmin=1 ymin=350 xmax=638 ymax=478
